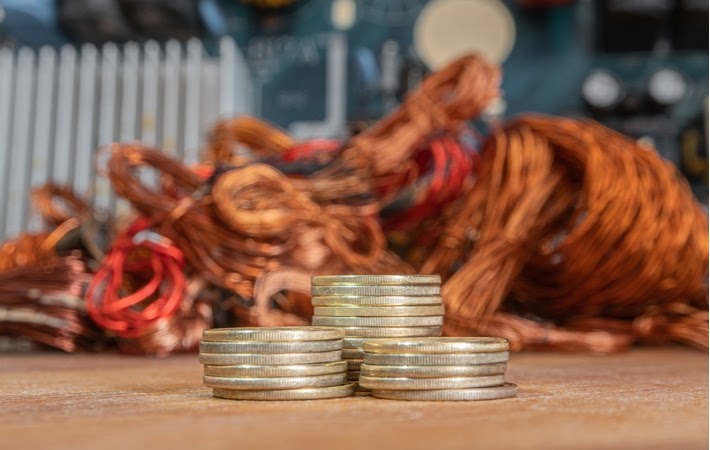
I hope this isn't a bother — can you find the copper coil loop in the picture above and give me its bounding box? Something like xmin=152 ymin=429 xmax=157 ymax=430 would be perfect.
xmin=424 ymin=116 xmax=708 ymax=351
xmin=31 ymin=183 xmax=91 ymax=227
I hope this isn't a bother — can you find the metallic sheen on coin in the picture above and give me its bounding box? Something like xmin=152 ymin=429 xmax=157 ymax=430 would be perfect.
xmin=199 ymin=350 xmax=342 ymax=366
xmin=340 ymin=326 xmax=443 ymax=338
xmin=212 ymin=383 xmax=356 ymax=400
xmin=199 ymin=339 xmax=343 ymax=354
xmin=363 ymin=337 xmax=509 ymax=354
xmin=358 ymin=374 xmax=505 ymax=390
xmin=347 ymin=359 xmax=364 ymax=370
xmin=312 ymin=316 xmax=443 ymax=327
xmin=313 ymin=305 xmax=445 ymax=317
xmin=202 ymin=327 xmax=344 ymax=342
xmin=360 ymin=362 xmax=507 ymax=378
xmin=341 ymin=348 xmax=365 ymax=359
xmin=311 ymin=274 xmax=441 ymax=286
xmin=363 ymin=351 xmax=509 ymax=366
xmin=370 ymin=383 xmax=518 ymax=401
xmin=203 ymin=373 xmax=347 ymax=390
xmin=204 ymin=361 xmax=348 ymax=378
xmin=311 ymin=285 xmax=440 ymax=297
xmin=311 ymin=296 xmax=443 ymax=306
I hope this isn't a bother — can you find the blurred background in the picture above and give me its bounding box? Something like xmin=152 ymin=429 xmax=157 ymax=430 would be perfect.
xmin=0 ymin=0 xmax=707 ymax=241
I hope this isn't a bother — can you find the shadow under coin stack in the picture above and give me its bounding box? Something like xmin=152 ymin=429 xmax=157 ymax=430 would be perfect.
xmin=310 ymin=275 xmax=444 ymax=395
xmin=359 ymin=337 xmax=517 ymax=401
xmin=199 ymin=327 xmax=355 ymax=400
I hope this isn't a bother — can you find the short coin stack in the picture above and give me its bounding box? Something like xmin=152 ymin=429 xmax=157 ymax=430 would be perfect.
xmin=310 ymin=274 xmax=444 ymax=394
xmin=359 ymin=337 xmax=517 ymax=401
xmin=199 ymin=327 xmax=355 ymax=400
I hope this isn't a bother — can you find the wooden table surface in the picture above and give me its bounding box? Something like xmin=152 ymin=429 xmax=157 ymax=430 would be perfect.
xmin=1 ymin=347 xmax=707 ymax=450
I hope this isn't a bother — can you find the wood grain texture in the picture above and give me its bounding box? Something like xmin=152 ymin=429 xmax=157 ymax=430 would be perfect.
xmin=0 ymin=347 xmax=707 ymax=450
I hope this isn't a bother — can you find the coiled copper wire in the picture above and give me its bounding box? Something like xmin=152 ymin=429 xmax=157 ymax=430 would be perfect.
xmin=424 ymin=116 xmax=708 ymax=351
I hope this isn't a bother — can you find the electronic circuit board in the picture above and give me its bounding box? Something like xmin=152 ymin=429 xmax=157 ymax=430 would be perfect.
xmin=0 ymin=0 xmax=707 ymax=200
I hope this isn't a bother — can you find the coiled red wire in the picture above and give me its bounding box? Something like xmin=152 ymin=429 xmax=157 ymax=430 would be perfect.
xmin=85 ymin=217 xmax=186 ymax=338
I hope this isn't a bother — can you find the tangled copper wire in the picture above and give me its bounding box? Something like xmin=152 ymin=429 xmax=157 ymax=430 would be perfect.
xmin=0 ymin=219 xmax=96 ymax=351
xmin=423 ymin=116 xmax=708 ymax=352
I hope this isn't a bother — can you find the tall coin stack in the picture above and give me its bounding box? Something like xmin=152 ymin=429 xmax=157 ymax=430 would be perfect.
xmin=359 ymin=337 xmax=517 ymax=401
xmin=199 ymin=327 xmax=355 ymax=400
xmin=310 ymin=274 xmax=444 ymax=394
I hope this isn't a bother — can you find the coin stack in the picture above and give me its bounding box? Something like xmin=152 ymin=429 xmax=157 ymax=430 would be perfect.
xmin=310 ymin=274 xmax=444 ymax=394
xmin=199 ymin=327 xmax=355 ymax=400
xmin=359 ymin=337 xmax=517 ymax=401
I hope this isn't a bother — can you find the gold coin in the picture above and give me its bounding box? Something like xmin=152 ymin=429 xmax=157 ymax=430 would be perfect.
xmin=199 ymin=339 xmax=342 ymax=354
xmin=203 ymin=373 xmax=347 ymax=390
xmin=199 ymin=350 xmax=342 ymax=366
xmin=360 ymin=362 xmax=507 ymax=378
xmin=212 ymin=383 xmax=356 ymax=400
xmin=340 ymin=326 xmax=443 ymax=338
xmin=312 ymin=316 xmax=443 ymax=327
xmin=311 ymin=285 xmax=440 ymax=297
xmin=202 ymin=327 xmax=344 ymax=342
xmin=370 ymin=383 xmax=518 ymax=401
xmin=311 ymin=274 xmax=441 ymax=286
xmin=312 ymin=296 xmax=443 ymax=306
xmin=363 ymin=337 xmax=509 ymax=354
xmin=359 ymin=374 xmax=505 ymax=390
xmin=204 ymin=361 xmax=348 ymax=378
xmin=313 ymin=305 xmax=445 ymax=317
xmin=363 ymin=351 xmax=509 ymax=366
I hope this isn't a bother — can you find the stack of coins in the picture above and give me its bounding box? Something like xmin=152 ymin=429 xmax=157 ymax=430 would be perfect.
xmin=310 ymin=275 xmax=444 ymax=394
xmin=199 ymin=327 xmax=355 ymax=400
xmin=359 ymin=337 xmax=517 ymax=401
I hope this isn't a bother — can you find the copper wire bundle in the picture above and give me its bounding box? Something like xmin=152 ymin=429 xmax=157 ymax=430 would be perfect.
xmin=423 ymin=116 xmax=709 ymax=352
xmin=107 ymin=145 xmax=410 ymax=305
xmin=204 ymin=54 xmax=500 ymax=204
xmin=0 ymin=222 xmax=95 ymax=351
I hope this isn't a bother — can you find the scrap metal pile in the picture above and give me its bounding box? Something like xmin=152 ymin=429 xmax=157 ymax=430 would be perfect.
xmin=0 ymin=54 xmax=707 ymax=355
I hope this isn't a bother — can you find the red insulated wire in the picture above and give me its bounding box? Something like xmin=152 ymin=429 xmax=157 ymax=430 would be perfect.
xmin=85 ymin=217 xmax=186 ymax=338
xmin=384 ymin=135 xmax=477 ymax=230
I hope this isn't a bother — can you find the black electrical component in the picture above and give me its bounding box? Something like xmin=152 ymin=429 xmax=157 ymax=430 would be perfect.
xmin=596 ymin=0 xmax=673 ymax=53
xmin=672 ymin=0 xmax=709 ymax=51
xmin=58 ymin=0 xmax=135 ymax=44
xmin=118 ymin=0 xmax=205 ymax=41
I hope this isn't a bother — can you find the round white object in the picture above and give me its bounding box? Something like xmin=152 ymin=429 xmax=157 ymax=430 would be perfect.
xmin=414 ymin=0 xmax=516 ymax=69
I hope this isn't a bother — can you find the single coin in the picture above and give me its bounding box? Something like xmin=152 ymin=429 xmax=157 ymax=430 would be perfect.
xmin=203 ymin=373 xmax=347 ymax=390
xmin=341 ymin=326 xmax=443 ymax=338
xmin=313 ymin=316 xmax=443 ymax=327
xmin=204 ymin=361 xmax=348 ymax=378
xmin=342 ymin=348 xmax=365 ymax=359
xmin=311 ymin=274 xmax=441 ymax=286
xmin=359 ymin=374 xmax=505 ymax=390
xmin=202 ymin=327 xmax=344 ymax=342
xmin=312 ymin=296 xmax=443 ymax=306
xmin=347 ymin=359 xmax=364 ymax=370
xmin=212 ymin=383 xmax=356 ymax=400
xmin=343 ymin=337 xmax=368 ymax=349
xmin=311 ymin=285 xmax=440 ymax=297
xmin=360 ymin=362 xmax=507 ymax=378
xmin=199 ymin=350 xmax=342 ymax=366
xmin=313 ymin=305 xmax=445 ymax=317
xmin=363 ymin=337 xmax=509 ymax=354
xmin=370 ymin=383 xmax=518 ymax=401
xmin=363 ymin=351 xmax=509 ymax=366
xmin=346 ymin=371 xmax=361 ymax=381
xmin=199 ymin=339 xmax=342 ymax=354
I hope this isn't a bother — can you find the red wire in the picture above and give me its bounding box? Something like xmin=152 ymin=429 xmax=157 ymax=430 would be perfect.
xmin=85 ymin=217 xmax=186 ymax=338
xmin=383 ymin=135 xmax=477 ymax=231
